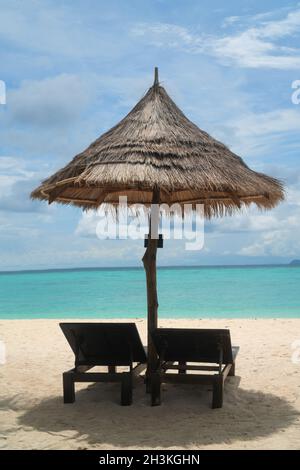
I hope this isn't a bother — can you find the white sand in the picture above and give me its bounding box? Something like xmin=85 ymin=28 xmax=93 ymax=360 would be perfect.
xmin=0 ymin=318 xmax=300 ymax=450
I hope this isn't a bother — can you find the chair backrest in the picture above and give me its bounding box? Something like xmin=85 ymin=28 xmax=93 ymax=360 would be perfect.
xmin=151 ymin=328 xmax=233 ymax=364
xmin=60 ymin=322 xmax=147 ymax=366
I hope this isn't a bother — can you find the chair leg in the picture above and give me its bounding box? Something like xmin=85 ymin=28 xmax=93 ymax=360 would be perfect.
xmin=228 ymin=362 xmax=235 ymax=376
xmin=63 ymin=372 xmax=75 ymax=403
xmin=151 ymin=372 xmax=161 ymax=406
xmin=121 ymin=372 xmax=133 ymax=406
xmin=178 ymin=361 xmax=186 ymax=374
xmin=212 ymin=375 xmax=224 ymax=409
xmin=145 ymin=373 xmax=151 ymax=393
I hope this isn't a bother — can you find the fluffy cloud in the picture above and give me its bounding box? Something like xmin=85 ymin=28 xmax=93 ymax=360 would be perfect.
xmin=229 ymin=109 xmax=300 ymax=137
xmin=7 ymin=74 xmax=90 ymax=128
xmin=239 ymin=225 xmax=300 ymax=257
xmin=132 ymin=7 xmax=300 ymax=69
xmin=211 ymin=9 xmax=300 ymax=69
xmin=222 ymin=108 xmax=300 ymax=158
xmin=202 ymin=163 xmax=300 ymax=259
xmin=0 ymin=156 xmax=44 ymax=212
xmin=233 ymin=188 xmax=300 ymax=257
xmin=212 ymin=212 xmax=280 ymax=233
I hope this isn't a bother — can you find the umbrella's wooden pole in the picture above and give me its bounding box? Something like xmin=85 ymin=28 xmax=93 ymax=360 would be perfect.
xmin=142 ymin=187 xmax=160 ymax=390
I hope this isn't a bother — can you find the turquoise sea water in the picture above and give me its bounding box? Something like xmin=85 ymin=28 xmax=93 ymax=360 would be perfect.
xmin=0 ymin=266 xmax=299 ymax=319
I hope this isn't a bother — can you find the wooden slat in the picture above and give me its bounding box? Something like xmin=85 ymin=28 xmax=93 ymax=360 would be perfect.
xmin=73 ymin=372 xmax=122 ymax=383
xmin=162 ymin=364 xmax=219 ymax=372
xmin=161 ymin=373 xmax=213 ymax=385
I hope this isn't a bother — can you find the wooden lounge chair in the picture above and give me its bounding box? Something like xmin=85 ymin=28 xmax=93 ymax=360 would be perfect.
xmin=60 ymin=322 xmax=147 ymax=406
xmin=150 ymin=328 xmax=239 ymax=408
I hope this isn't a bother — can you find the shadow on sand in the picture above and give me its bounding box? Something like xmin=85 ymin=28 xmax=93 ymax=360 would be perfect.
xmin=15 ymin=378 xmax=299 ymax=448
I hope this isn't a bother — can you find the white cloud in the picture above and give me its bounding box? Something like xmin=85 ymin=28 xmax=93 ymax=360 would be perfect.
xmin=222 ymin=16 xmax=240 ymax=28
xmin=0 ymin=236 xmax=142 ymax=270
xmin=258 ymin=8 xmax=300 ymax=39
xmin=213 ymin=212 xmax=280 ymax=233
xmin=132 ymin=8 xmax=300 ymax=69
xmin=286 ymin=187 xmax=300 ymax=206
xmin=204 ymin=169 xmax=300 ymax=259
xmin=191 ymin=100 xmax=300 ymax=160
xmin=132 ymin=23 xmax=204 ymax=54
xmin=236 ymin=189 xmax=300 ymax=257
xmin=223 ymin=108 xmax=300 ymax=158
xmin=0 ymin=156 xmax=44 ymax=212
xmin=212 ymin=27 xmax=300 ymax=70
xmin=8 ymin=74 xmax=90 ymax=128
xmin=0 ymin=80 xmax=6 ymax=105
xmin=239 ymin=226 xmax=300 ymax=257
xmin=229 ymin=109 xmax=300 ymax=137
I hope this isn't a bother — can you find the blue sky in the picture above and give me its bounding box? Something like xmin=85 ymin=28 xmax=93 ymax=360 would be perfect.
xmin=1 ymin=0 xmax=300 ymax=270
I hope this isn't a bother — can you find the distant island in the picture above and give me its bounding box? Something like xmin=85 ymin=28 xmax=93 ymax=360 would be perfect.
xmin=290 ymin=259 xmax=300 ymax=266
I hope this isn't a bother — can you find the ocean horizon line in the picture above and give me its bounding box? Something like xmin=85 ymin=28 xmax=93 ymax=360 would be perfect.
xmin=0 ymin=262 xmax=297 ymax=275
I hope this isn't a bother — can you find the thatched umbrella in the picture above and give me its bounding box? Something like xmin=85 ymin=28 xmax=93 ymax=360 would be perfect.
xmin=31 ymin=68 xmax=284 ymax=378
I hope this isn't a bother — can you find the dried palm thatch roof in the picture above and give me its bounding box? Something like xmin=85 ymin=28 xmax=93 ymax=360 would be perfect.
xmin=31 ymin=69 xmax=284 ymax=217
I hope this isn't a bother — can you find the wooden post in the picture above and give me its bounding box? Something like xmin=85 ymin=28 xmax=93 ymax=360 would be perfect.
xmin=142 ymin=187 xmax=160 ymax=387
xmin=154 ymin=66 xmax=159 ymax=87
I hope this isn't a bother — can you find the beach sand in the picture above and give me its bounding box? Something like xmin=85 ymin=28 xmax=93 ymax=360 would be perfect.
xmin=0 ymin=318 xmax=300 ymax=450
